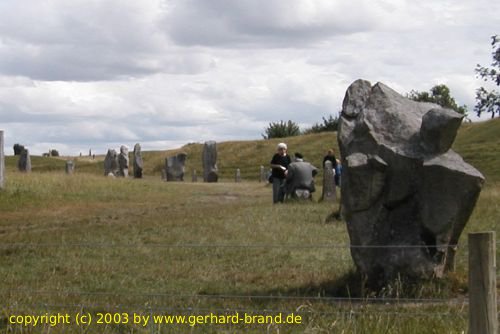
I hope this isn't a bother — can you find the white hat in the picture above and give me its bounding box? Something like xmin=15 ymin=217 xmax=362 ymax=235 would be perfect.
xmin=277 ymin=143 xmax=287 ymax=150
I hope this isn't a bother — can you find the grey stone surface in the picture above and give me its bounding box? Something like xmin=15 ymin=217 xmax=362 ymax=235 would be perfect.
xmin=338 ymin=79 xmax=484 ymax=288
xmin=202 ymin=141 xmax=218 ymax=182
xmin=117 ymin=146 xmax=129 ymax=177
xmin=133 ymin=143 xmax=143 ymax=178
xmin=166 ymin=153 xmax=187 ymax=181
xmin=0 ymin=131 xmax=4 ymax=189
xmin=235 ymin=168 xmax=241 ymax=183
xmin=18 ymin=149 xmax=31 ymax=173
xmin=104 ymin=149 xmax=118 ymax=176
xmin=420 ymin=108 xmax=463 ymax=154
xmin=65 ymin=160 xmax=74 ymax=175
xmin=321 ymin=160 xmax=336 ymax=202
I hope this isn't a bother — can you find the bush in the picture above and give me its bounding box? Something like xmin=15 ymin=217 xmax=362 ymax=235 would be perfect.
xmin=262 ymin=120 xmax=300 ymax=139
xmin=303 ymin=115 xmax=339 ymax=134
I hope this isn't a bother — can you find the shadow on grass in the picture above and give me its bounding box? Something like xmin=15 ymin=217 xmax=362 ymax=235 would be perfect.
xmin=240 ymin=270 xmax=467 ymax=302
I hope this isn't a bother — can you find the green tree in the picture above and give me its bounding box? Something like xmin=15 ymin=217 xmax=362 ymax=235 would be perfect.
xmin=262 ymin=120 xmax=300 ymax=139
xmin=407 ymin=84 xmax=468 ymax=116
xmin=303 ymin=114 xmax=340 ymax=134
xmin=475 ymin=35 xmax=500 ymax=118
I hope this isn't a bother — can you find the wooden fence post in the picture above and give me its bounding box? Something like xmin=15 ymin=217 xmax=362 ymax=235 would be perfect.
xmin=469 ymin=231 xmax=497 ymax=334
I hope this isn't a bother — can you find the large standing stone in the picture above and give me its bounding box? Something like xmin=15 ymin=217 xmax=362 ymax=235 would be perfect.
xmin=104 ymin=149 xmax=118 ymax=176
xmin=0 ymin=131 xmax=4 ymax=189
xmin=166 ymin=153 xmax=187 ymax=181
xmin=18 ymin=149 xmax=31 ymax=173
xmin=65 ymin=160 xmax=74 ymax=175
xmin=202 ymin=141 xmax=218 ymax=182
xmin=133 ymin=143 xmax=143 ymax=178
xmin=321 ymin=160 xmax=336 ymax=202
xmin=117 ymin=146 xmax=129 ymax=177
xmin=338 ymin=79 xmax=484 ymax=288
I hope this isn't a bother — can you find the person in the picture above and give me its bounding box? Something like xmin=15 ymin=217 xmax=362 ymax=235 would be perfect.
xmin=270 ymin=143 xmax=291 ymax=203
xmin=323 ymin=149 xmax=339 ymax=186
xmin=335 ymin=158 xmax=342 ymax=187
xmin=285 ymin=153 xmax=318 ymax=200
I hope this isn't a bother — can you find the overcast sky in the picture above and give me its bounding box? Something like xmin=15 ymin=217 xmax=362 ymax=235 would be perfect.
xmin=0 ymin=0 xmax=498 ymax=155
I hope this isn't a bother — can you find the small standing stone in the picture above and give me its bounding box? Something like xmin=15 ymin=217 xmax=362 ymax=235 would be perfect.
xmin=321 ymin=160 xmax=336 ymax=202
xmin=133 ymin=143 xmax=143 ymax=178
xmin=18 ymin=149 xmax=31 ymax=173
xmin=65 ymin=160 xmax=75 ymax=175
xmin=192 ymin=169 xmax=197 ymax=182
xmin=0 ymin=131 xmax=4 ymax=189
xmin=104 ymin=149 xmax=118 ymax=176
xmin=235 ymin=168 xmax=241 ymax=183
xmin=202 ymin=141 xmax=218 ymax=182
xmin=260 ymin=165 xmax=267 ymax=182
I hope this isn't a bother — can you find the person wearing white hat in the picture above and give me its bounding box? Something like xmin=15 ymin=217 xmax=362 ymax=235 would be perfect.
xmin=270 ymin=142 xmax=291 ymax=203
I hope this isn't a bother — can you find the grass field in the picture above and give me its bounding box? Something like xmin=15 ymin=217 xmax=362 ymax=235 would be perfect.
xmin=0 ymin=119 xmax=499 ymax=333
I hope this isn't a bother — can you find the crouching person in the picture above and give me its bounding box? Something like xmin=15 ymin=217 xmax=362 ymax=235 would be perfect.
xmin=285 ymin=153 xmax=318 ymax=200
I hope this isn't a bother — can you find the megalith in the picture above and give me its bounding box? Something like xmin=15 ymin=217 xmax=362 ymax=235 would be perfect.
xmin=338 ymin=79 xmax=484 ymax=287
xmin=133 ymin=143 xmax=143 ymax=178
xmin=202 ymin=141 xmax=218 ymax=182
xmin=166 ymin=153 xmax=187 ymax=181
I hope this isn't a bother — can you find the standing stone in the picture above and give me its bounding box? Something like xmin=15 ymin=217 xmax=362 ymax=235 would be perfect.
xmin=0 ymin=131 xmax=4 ymax=189
xmin=235 ymin=168 xmax=241 ymax=183
xmin=166 ymin=153 xmax=187 ymax=181
xmin=104 ymin=149 xmax=118 ymax=176
xmin=260 ymin=165 xmax=267 ymax=182
xmin=321 ymin=160 xmax=336 ymax=202
xmin=65 ymin=160 xmax=74 ymax=175
xmin=117 ymin=146 xmax=129 ymax=177
xmin=18 ymin=149 xmax=31 ymax=173
xmin=192 ymin=169 xmax=198 ymax=182
xmin=133 ymin=143 xmax=143 ymax=178
xmin=202 ymin=141 xmax=218 ymax=182
xmin=338 ymin=79 xmax=484 ymax=288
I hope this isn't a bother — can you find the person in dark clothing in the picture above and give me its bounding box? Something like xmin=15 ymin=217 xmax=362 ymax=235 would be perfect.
xmin=270 ymin=142 xmax=292 ymax=203
xmin=323 ymin=149 xmax=340 ymax=186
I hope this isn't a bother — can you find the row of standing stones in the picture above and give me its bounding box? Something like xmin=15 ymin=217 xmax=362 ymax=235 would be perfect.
xmin=0 ymin=134 xmax=338 ymax=201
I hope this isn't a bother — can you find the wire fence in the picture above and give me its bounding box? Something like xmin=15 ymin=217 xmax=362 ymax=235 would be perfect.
xmin=1 ymin=239 xmax=498 ymax=328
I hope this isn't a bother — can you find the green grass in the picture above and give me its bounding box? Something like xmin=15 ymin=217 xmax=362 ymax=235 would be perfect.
xmin=0 ymin=119 xmax=499 ymax=333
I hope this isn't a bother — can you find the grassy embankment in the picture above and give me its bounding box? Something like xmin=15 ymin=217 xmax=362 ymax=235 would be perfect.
xmin=0 ymin=118 xmax=499 ymax=333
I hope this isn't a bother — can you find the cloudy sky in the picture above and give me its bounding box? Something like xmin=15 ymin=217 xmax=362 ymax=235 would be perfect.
xmin=0 ymin=0 xmax=498 ymax=155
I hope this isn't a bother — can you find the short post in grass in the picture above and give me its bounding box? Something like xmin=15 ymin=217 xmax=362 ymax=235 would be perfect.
xmin=260 ymin=165 xmax=266 ymax=182
xmin=65 ymin=160 xmax=74 ymax=175
xmin=192 ymin=169 xmax=197 ymax=182
xmin=468 ymin=231 xmax=497 ymax=334
xmin=0 ymin=130 xmax=4 ymax=189
xmin=235 ymin=168 xmax=241 ymax=183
